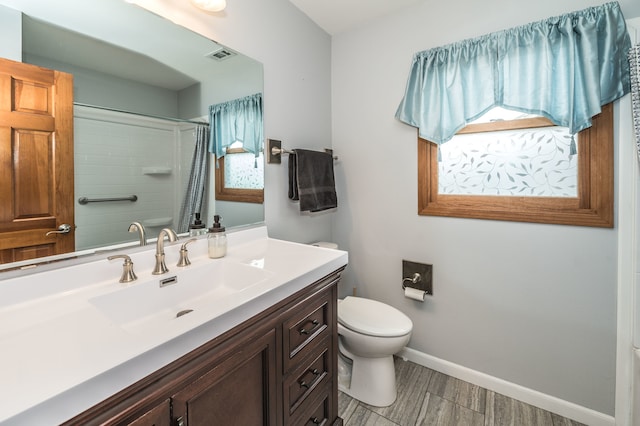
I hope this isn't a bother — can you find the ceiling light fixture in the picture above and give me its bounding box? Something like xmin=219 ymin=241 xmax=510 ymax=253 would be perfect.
xmin=190 ymin=0 xmax=226 ymax=12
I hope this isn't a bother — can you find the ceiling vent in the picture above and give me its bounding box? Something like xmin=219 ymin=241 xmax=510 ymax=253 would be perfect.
xmin=206 ymin=47 xmax=237 ymax=61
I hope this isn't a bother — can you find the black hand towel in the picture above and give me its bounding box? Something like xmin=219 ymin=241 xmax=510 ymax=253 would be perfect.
xmin=288 ymin=152 xmax=299 ymax=200
xmin=288 ymin=149 xmax=337 ymax=212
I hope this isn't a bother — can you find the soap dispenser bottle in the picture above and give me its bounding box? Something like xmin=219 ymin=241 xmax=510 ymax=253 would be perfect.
xmin=207 ymin=215 xmax=227 ymax=258
xmin=189 ymin=212 xmax=207 ymax=237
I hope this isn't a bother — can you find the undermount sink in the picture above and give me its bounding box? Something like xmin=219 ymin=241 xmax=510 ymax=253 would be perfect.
xmin=89 ymin=261 xmax=272 ymax=333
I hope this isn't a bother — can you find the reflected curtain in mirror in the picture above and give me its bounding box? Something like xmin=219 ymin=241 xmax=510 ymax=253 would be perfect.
xmin=209 ymin=93 xmax=264 ymax=163
xmin=395 ymin=1 xmax=632 ymax=145
xmin=178 ymin=125 xmax=210 ymax=233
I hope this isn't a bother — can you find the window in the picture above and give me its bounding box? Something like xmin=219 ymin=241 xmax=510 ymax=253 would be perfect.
xmin=438 ymin=109 xmax=578 ymax=197
xmin=215 ymin=143 xmax=264 ymax=204
xmin=417 ymin=103 xmax=613 ymax=227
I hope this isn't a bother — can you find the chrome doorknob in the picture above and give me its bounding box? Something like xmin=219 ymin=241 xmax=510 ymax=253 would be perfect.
xmin=45 ymin=224 xmax=72 ymax=236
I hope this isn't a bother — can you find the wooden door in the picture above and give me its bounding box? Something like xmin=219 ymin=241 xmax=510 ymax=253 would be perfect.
xmin=0 ymin=57 xmax=75 ymax=264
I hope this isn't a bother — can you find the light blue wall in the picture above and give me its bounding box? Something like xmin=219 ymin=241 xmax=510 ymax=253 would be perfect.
xmin=0 ymin=4 xmax=20 ymax=60
xmin=331 ymin=0 xmax=640 ymax=417
xmin=24 ymin=53 xmax=180 ymax=118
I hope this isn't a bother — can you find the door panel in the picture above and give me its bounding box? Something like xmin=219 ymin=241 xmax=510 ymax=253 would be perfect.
xmin=14 ymin=130 xmax=53 ymax=217
xmin=0 ymin=58 xmax=74 ymax=263
xmin=171 ymin=329 xmax=278 ymax=426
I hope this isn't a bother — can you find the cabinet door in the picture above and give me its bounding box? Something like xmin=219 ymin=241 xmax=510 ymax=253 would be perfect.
xmin=127 ymin=400 xmax=171 ymax=426
xmin=171 ymin=329 xmax=278 ymax=426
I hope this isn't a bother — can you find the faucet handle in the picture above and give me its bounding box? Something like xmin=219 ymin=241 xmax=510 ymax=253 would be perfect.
xmin=107 ymin=254 xmax=138 ymax=283
xmin=177 ymin=238 xmax=198 ymax=267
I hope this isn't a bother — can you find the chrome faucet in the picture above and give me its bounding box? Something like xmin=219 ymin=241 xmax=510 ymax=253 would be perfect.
xmin=128 ymin=222 xmax=147 ymax=246
xmin=152 ymin=228 xmax=178 ymax=275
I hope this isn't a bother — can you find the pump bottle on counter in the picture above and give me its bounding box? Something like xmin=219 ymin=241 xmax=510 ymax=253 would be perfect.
xmin=207 ymin=215 xmax=226 ymax=258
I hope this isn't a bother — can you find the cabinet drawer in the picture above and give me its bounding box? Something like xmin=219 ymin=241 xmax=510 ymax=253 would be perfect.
xmin=285 ymin=342 xmax=331 ymax=416
xmin=290 ymin=389 xmax=333 ymax=426
xmin=283 ymin=290 xmax=331 ymax=371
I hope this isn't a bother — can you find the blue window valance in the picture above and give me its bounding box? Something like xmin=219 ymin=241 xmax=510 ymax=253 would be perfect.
xmin=395 ymin=2 xmax=632 ymax=145
xmin=209 ymin=92 xmax=263 ymax=159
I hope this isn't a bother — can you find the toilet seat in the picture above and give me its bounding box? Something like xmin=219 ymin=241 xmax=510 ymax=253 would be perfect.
xmin=338 ymin=296 xmax=412 ymax=337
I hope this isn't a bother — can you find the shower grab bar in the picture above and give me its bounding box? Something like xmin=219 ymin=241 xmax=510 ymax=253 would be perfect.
xmin=78 ymin=195 xmax=138 ymax=205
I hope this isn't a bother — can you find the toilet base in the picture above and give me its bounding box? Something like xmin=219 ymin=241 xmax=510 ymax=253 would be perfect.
xmin=338 ymin=343 xmax=397 ymax=407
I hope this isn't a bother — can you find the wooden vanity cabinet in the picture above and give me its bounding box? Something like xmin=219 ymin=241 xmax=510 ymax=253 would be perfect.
xmin=64 ymin=268 xmax=344 ymax=426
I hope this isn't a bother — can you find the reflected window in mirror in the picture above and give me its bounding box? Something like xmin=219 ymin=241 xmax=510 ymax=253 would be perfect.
xmin=215 ymin=142 xmax=264 ymax=204
xmin=210 ymin=93 xmax=264 ymax=205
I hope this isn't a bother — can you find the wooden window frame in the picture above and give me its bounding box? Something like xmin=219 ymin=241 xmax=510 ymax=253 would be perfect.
xmin=418 ymin=103 xmax=613 ymax=227
xmin=215 ymin=150 xmax=264 ymax=204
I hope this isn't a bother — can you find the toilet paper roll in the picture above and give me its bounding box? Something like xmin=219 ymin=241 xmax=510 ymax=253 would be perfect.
xmin=404 ymin=287 xmax=426 ymax=301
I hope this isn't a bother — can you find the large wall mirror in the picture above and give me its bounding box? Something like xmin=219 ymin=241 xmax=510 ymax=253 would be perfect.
xmin=0 ymin=0 xmax=264 ymax=270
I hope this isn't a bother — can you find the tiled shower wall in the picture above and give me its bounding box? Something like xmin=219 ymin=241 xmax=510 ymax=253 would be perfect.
xmin=74 ymin=107 xmax=197 ymax=251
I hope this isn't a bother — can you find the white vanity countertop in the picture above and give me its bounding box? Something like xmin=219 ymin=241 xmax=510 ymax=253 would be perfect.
xmin=0 ymin=226 xmax=348 ymax=425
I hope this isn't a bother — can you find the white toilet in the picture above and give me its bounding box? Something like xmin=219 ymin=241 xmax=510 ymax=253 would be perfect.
xmin=337 ymin=296 xmax=413 ymax=407
xmin=310 ymin=242 xmax=413 ymax=406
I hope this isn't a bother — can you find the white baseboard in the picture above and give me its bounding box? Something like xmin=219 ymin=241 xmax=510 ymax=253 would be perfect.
xmin=397 ymin=347 xmax=615 ymax=426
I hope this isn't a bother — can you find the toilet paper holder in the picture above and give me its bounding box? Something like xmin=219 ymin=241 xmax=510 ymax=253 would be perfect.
xmin=402 ymin=273 xmax=422 ymax=289
xmin=401 ymin=260 xmax=432 ymax=295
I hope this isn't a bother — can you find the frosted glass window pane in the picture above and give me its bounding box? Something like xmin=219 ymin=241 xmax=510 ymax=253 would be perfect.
xmin=438 ymin=126 xmax=577 ymax=197
xmin=224 ymin=152 xmax=264 ymax=189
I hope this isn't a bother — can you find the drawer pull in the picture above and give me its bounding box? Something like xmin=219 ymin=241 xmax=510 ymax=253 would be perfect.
xmin=299 ymin=367 xmax=323 ymax=389
xmin=176 ymin=416 xmax=185 ymax=426
xmin=299 ymin=319 xmax=320 ymax=335
xmin=311 ymin=417 xmax=321 ymax=424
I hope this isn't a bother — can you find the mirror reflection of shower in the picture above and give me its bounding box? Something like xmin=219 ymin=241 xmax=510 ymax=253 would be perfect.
xmin=74 ymin=105 xmax=209 ymax=251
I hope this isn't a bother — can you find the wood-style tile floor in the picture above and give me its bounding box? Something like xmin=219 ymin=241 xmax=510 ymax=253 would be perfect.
xmin=338 ymin=357 xmax=586 ymax=426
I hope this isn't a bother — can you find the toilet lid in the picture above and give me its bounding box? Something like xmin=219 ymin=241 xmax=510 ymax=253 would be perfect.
xmin=338 ymin=296 xmax=412 ymax=337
